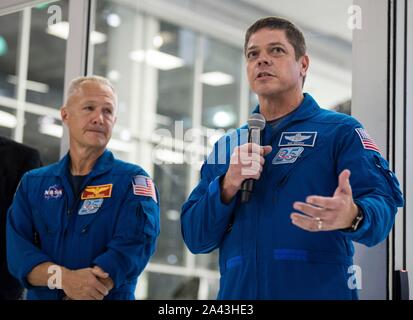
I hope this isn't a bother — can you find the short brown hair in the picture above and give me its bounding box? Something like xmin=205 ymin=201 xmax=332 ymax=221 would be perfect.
xmin=244 ymin=17 xmax=306 ymax=60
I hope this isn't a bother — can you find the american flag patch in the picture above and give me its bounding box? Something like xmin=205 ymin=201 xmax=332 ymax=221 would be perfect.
xmin=132 ymin=175 xmax=157 ymax=203
xmin=355 ymin=128 xmax=381 ymax=154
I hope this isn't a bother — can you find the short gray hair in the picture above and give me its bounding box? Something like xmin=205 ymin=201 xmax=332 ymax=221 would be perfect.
xmin=66 ymin=75 xmax=117 ymax=106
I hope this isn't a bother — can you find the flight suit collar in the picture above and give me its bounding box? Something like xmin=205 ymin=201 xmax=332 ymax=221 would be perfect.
xmin=251 ymin=93 xmax=320 ymax=123
xmin=51 ymin=149 xmax=115 ymax=178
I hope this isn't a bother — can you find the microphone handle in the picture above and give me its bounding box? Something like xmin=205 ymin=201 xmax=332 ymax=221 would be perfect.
xmin=240 ymin=128 xmax=262 ymax=203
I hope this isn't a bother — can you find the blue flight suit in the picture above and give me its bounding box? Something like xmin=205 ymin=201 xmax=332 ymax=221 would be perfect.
xmin=7 ymin=150 xmax=160 ymax=300
xmin=181 ymin=93 xmax=403 ymax=299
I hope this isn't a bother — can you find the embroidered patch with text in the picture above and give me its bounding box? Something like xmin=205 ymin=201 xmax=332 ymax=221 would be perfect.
xmin=78 ymin=199 xmax=104 ymax=215
xmin=81 ymin=184 xmax=113 ymax=200
xmin=272 ymin=147 xmax=304 ymax=165
xmin=278 ymin=132 xmax=317 ymax=147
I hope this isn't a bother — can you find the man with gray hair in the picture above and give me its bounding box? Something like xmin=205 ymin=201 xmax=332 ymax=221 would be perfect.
xmin=7 ymin=75 xmax=160 ymax=300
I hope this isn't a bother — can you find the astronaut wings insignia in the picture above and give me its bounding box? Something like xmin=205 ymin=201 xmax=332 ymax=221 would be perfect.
xmin=279 ymin=132 xmax=317 ymax=147
xmin=81 ymin=184 xmax=113 ymax=200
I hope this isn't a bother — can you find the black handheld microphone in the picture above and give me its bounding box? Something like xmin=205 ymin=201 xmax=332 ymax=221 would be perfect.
xmin=240 ymin=113 xmax=266 ymax=203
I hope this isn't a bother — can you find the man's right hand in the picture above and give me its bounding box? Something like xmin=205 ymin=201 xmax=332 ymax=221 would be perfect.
xmin=221 ymin=143 xmax=272 ymax=204
xmin=61 ymin=267 xmax=111 ymax=300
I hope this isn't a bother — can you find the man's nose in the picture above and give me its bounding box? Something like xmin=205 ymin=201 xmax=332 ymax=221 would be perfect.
xmin=257 ymin=53 xmax=272 ymax=66
xmin=257 ymin=58 xmax=271 ymax=66
xmin=92 ymin=111 xmax=104 ymax=125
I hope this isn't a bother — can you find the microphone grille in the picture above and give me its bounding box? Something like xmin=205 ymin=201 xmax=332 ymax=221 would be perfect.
xmin=247 ymin=113 xmax=266 ymax=130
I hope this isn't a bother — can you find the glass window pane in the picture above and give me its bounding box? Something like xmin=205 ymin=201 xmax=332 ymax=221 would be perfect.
xmin=0 ymin=11 xmax=19 ymax=99
xmin=147 ymin=273 xmax=199 ymax=299
xmin=201 ymin=38 xmax=241 ymax=130
xmin=156 ymin=21 xmax=195 ymax=132
xmin=22 ymin=113 xmax=61 ymax=165
xmin=151 ymin=163 xmax=188 ymax=266
xmin=26 ymin=1 xmax=68 ymax=109
xmin=0 ymin=106 xmax=15 ymax=139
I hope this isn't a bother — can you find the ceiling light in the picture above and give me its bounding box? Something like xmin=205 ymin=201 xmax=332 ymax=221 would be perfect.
xmin=0 ymin=110 xmax=17 ymax=128
xmin=46 ymin=22 xmax=107 ymax=44
xmin=7 ymin=75 xmax=49 ymax=93
xmin=120 ymin=129 xmax=131 ymax=141
xmin=107 ymin=70 xmax=120 ymax=82
xmin=106 ymin=13 xmax=121 ymax=27
xmin=153 ymin=35 xmax=164 ymax=48
xmin=200 ymin=71 xmax=234 ymax=86
xmin=129 ymin=49 xmax=184 ymax=70
xmin=39 ymin=122 xmax=63 ymax=138
xmin=212 ymin=110 xmax=235 ymax=128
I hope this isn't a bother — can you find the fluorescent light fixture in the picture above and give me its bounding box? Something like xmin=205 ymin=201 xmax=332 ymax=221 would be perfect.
xmin=39 ymin=122 xmax=63 ymax=138
xmin=129 ymin=49 xmax=184 ymax=70
xmin=46 ymin=22 xmax=107 ymax=44
xmin=0 ymin=110 xmax=17 ymax=128
xmin=7 ymin=75 xmax=49 ymax=93
xmin=106 ymin=13 xmax=121 ymax=27
xmin=212 ymin=110 xmax=235 ymax=128
xmin=200 ymin=71 xmax=234 ymax=86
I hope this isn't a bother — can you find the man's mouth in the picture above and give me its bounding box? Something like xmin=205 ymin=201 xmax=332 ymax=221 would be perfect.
xmin=256 ymin=71 xmax=275 ymax=79
xmin=87 ymin=129 xmax=105 ymax=134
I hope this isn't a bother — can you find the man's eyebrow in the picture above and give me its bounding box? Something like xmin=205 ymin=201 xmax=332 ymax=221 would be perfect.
xmin=246 ymin=42 xmax=287 ymax=51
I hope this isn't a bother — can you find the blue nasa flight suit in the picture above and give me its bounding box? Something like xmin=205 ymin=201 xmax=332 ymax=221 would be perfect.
xmin=7 ymin=150 xmax=160 ymax=300
xmin=181 ymin=93 xmax=404 ymax=300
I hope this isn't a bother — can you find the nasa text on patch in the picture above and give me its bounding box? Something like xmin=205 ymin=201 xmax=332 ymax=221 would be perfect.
xmin=44 ymin=185 xmax=64 ymax=200
xmin=279 ymin=132 xmax=317 ymax=147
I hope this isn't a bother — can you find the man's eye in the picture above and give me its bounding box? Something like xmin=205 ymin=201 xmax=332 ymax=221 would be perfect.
xmin=84 ymin=106 xmax=93 ymax=110
xmin=247 ymin=51 xmax=257 ymax=59
xmin=272 ymin=47 xmax=284 ymax=53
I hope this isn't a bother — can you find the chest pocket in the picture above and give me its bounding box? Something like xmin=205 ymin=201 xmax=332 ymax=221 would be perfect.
xmin=265 ymin=134 xmax=327 ymax=188
xmin=33 ymin=199 xmax=65 ymax=235
xmin=74 ymin=196 xmax=119 ymax=234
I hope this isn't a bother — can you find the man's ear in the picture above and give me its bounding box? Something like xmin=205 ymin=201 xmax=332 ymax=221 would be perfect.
xmin=300 ymin=54 xmax=310 ymax=77
xmin=60 ymin=105 xmax=68 ymax=124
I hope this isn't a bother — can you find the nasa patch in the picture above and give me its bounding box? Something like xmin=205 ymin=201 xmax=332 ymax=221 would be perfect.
xmin=44 ymin=185 xmax=64 ymax=200
xmin=272 ymin=147 xmax=304 ymax=165
xmin=278 ymin=132 xmax=317 ymax=147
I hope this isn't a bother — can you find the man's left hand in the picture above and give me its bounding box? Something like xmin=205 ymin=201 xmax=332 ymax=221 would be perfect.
xmin=290 ymin=169 xmax=358 ymax=232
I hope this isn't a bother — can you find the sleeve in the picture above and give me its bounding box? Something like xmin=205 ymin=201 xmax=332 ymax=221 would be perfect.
xmin=6 ymin=174 xmax=53 ymax=288
xmin=93 ymin=174 xmax=160 ymax=288
xmin=336 ymin=123 xmax=404 ymax=247
xmin=181 ymin=135 xmax=238 ymax=254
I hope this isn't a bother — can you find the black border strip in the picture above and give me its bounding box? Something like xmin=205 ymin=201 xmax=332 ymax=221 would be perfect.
xmin=386 ymin=0 xmax=392 ymax=301
xmin=402 ymin=0 xmax=407 ymax=270
xmin=83 ymin=0 xmax=92 ymax=76
xmin=391 ymin=0 xmax=398 ymax=300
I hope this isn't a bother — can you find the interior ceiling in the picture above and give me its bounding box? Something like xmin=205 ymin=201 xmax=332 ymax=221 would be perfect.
xmin=241 ymin=0 xmax=353 ymax=43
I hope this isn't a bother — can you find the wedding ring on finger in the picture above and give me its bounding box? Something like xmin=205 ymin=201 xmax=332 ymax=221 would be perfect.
xmin=315 ymin=217 xmax=323 ymax=231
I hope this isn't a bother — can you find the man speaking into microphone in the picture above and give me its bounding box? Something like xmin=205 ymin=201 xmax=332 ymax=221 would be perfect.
xmin=181 ymin=17 xmax=403 ymax=299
